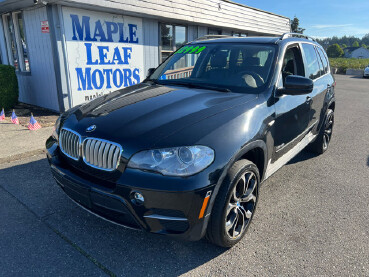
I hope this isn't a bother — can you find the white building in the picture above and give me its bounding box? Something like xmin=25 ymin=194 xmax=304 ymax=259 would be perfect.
xmin=0 ymin=0 xmax=290 ymax=112
xmin=344 ymin=47 xmax=369 ymax=59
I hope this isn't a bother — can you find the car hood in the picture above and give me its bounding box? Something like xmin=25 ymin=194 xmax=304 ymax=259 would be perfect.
xmin=62 ymin=83 xmax=257 ymax=157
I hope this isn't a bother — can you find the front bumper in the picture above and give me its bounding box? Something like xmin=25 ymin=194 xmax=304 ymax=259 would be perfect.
xmin=46 ymin=137 xmax=216 ymax=241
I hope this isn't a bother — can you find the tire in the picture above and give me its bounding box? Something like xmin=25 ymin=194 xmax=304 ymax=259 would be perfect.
xmin=206 ymin=159 xmax=260 ymax=248
xmin=307 ymin=109 xmax=334 ymax=155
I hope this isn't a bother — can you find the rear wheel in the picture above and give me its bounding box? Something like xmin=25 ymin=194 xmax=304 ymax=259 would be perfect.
xmin=206 ymin=159 xmax=259 ymax=248
xmin=308 ymin=109 xmax=334 ymax=154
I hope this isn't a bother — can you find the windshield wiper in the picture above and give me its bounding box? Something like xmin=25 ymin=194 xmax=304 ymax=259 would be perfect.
xmin=145 ymin=79 xmax=160 ymax=85
xmin=163 ymin=81 xmax=231 ymax=93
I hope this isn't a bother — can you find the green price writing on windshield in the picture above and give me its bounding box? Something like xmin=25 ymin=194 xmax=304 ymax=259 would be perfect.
xmin=175 ymin=46 xmax=206 ymax=54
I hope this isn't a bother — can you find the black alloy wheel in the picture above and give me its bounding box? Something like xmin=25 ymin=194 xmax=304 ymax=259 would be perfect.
xmin=322 ymin=110 xmax=334 ymax=151
xmin=225 ymin=171 xmax=257 ymax=239
xmin=308 ymin=109 xmax=334 ymax=154
xmin=206 ymin=159 xmax=260 ymax=248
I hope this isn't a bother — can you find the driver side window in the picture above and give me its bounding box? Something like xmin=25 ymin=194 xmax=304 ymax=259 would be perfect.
xmin=281 ymin=46 xmax=305 ymax=87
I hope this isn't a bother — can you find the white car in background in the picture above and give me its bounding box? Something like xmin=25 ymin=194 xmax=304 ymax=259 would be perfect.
xmin=364 ymin=65 xmax=369 ymax=78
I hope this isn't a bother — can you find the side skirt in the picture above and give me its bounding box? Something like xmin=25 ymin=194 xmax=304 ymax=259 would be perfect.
xmin=264 ymin=131 xmax=317 ymax=180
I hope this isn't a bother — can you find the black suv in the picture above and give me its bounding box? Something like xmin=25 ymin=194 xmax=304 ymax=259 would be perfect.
xmin=46 ymin=33 xmax=335 ymax=248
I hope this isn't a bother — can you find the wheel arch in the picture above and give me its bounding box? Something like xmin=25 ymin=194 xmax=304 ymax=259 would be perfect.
xmin=202 ymin=140 xmax=268 ymax=241
xmin=217 ymin=140 xmax=268 ymax=189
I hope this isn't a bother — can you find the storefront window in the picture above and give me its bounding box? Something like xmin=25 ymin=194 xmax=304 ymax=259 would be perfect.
xmin=15 ymin=13 xmax=30 ymax=71
xmin=160 ymin=24 xmax=187 ymax=63
xmin=5 ymin=14 xmax=19 ymax=70
xmin=175 ymin=26 xmax=186 ymax=48
xmin=161 ymin=24 xmax=173 ymax=51
xmin=208 ymin=28 xmax=222 ymax=35
xmin=2 ymin=12 xmax=30 ymax=72
xmin=232 ymin=32 xmax=248 ymax=37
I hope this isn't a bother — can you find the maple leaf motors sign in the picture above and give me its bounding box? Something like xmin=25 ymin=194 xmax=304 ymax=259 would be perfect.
xmin=62 ymin=7 xmax=144 ymax=106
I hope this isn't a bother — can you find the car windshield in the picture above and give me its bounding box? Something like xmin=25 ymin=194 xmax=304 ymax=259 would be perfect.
xmin=148 ymin=43 xmax=277 ymax=93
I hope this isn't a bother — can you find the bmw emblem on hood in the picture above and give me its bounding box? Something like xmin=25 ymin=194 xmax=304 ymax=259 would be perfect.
xmin=86 ymin=125 xmax=96 ymax=132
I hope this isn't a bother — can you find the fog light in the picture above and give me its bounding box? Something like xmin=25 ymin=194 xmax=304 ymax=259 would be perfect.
xmin=132 ymin=192 xmax=144 ymax=205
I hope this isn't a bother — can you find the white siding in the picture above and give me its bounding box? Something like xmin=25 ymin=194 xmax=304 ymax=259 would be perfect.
xmin=19 ymin=7 xmax=59 ymax=111
xmin=58 ymin=0 xmax=290 ymax=35
xmin=0 ymin=17 xmax=8 ymax=64
xmin=143 ymin=18 xmax=159 ymax=74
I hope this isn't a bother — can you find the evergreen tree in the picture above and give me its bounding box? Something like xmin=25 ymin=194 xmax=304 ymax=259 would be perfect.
xmin=352 ymin=41 xmax=360 ymax=47
xmin=291 ymin=16 xmax=305 ymax=34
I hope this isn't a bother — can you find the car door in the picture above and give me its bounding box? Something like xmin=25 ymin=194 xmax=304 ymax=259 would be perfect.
xmin=272 ymin=44 xmax=311 ymax=161
xmin=299 ymin=43 xmax=325 ymax=133
xmin=311 ymin=45 xmax=335 ymax=133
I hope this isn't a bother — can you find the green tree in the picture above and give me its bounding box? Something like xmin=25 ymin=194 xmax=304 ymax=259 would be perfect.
xmin=361 ymin=44 xmax=367 ymax=49
xmin=326 ymin=44 xmax=344 ymax=58
xmin=291 ymin=16 xmax=305 ymax=34
xmin=352 ymin=41 xmax=360 ymax=47
xmin=341 ymin=44 xmax=347 ymax=49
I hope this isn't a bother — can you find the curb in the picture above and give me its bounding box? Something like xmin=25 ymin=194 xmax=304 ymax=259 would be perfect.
xmin=0 ymin=149 xmax=46 ymax=165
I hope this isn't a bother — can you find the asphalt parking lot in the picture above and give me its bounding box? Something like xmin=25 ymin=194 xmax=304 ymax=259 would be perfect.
xmin=0 ymin=74 xmax=368 ymax=276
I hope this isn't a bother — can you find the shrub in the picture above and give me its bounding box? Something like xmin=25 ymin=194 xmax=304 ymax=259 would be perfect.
xmin=329 ymin=58 xmax=369 ymax=71
xmin=0 ymin=65 xmax=18 ymax=110
xmin=327 ymin=44 xmax=344 ymax=58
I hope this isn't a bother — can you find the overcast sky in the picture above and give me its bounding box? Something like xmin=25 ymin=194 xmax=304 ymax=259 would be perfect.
xmin=236 ymin=0 xmax=369 ymax=38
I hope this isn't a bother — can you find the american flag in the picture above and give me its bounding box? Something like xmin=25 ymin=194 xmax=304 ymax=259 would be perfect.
xmin=28 ymin=114 xmax=41 ymax=130
xmin=11 ymin=110 xmax=19 ymax=125
xmin=0 ymin=108 xmax=5 ymax=121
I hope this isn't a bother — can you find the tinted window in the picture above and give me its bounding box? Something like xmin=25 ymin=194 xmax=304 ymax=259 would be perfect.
xmin=281 ymin=46 xmax=305 ymax=86
xmin=150 ymin=43 xmax=277 ymax=93
xmin=317 ymin=47 xmax=329 ymax=74
xmin=315 ymin=47 xmax=325 ymax=76
xmin=302 ymin=44 xmax=321 ymax=80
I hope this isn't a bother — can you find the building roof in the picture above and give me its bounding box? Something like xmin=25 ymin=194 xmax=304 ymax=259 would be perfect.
xmin=0 ymin=0 xmax=291 ymax=36
xmin=344 ymin=47 xmax=361 ymax=53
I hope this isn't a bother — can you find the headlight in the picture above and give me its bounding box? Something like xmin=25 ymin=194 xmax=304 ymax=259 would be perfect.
xmin=52 ymin=116 xmax=62 ymax=140
xmin=127 ymin=146 xmax=215 ymax=176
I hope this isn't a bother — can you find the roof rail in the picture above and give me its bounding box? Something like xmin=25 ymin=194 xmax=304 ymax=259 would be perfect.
xmin=279 ymin=33 xmax=316 ymax=42
xmin=194 ymin=35 xmax=232 ymax=41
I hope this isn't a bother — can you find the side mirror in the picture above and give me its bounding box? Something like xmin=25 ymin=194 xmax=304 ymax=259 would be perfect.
xmin=278 ymin=75 xmax=313 ymax=96
xmin=147 ymin=68 xmax=155 ymax=77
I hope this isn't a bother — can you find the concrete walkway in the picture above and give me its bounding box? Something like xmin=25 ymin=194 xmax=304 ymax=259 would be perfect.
xmin=0 ymin=119 xmax=53 ymax=164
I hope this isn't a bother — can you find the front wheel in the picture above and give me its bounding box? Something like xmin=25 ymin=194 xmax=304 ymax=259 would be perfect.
xmin=206 ymin=159 xmax=260 ymax=248
xmin=308 ymin=109 xmax=334 ymax=154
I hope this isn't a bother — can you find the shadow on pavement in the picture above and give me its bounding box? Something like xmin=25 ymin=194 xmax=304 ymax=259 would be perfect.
xmin=0 ymin=158 xmax=226 ymax=276
xmin=288 ymin=150 xmax=317 ymax=165
xmin=367 ymin=156 xmax=369 ymax=167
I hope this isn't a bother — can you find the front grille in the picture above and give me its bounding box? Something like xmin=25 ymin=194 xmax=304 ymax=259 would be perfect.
xmin=83 ymin=138 xmax=122 ymax=171
xmin=59 ymin=128 xmax=81 ymax=160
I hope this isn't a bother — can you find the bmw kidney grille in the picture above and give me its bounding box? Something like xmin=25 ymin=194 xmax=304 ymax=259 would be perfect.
xmin=59 ymin=128 xmax=122 ymax=171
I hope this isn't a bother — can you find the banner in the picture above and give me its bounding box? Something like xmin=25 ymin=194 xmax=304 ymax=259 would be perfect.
xmin=62 ymin=7 xmax=144 ymax=106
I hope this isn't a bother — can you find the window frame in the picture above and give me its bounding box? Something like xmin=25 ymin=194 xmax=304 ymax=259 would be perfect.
xmin=159 ymin=23 xmax=188 ymax=64
xmin=1 ymin=11 xmax=30 ymax=73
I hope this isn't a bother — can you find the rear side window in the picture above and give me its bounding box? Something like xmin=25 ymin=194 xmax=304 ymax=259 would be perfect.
xmin=316 ymin=47 xmax=329 ymax=74
xmin=302 ymin=44 xmax=321 ymax=80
